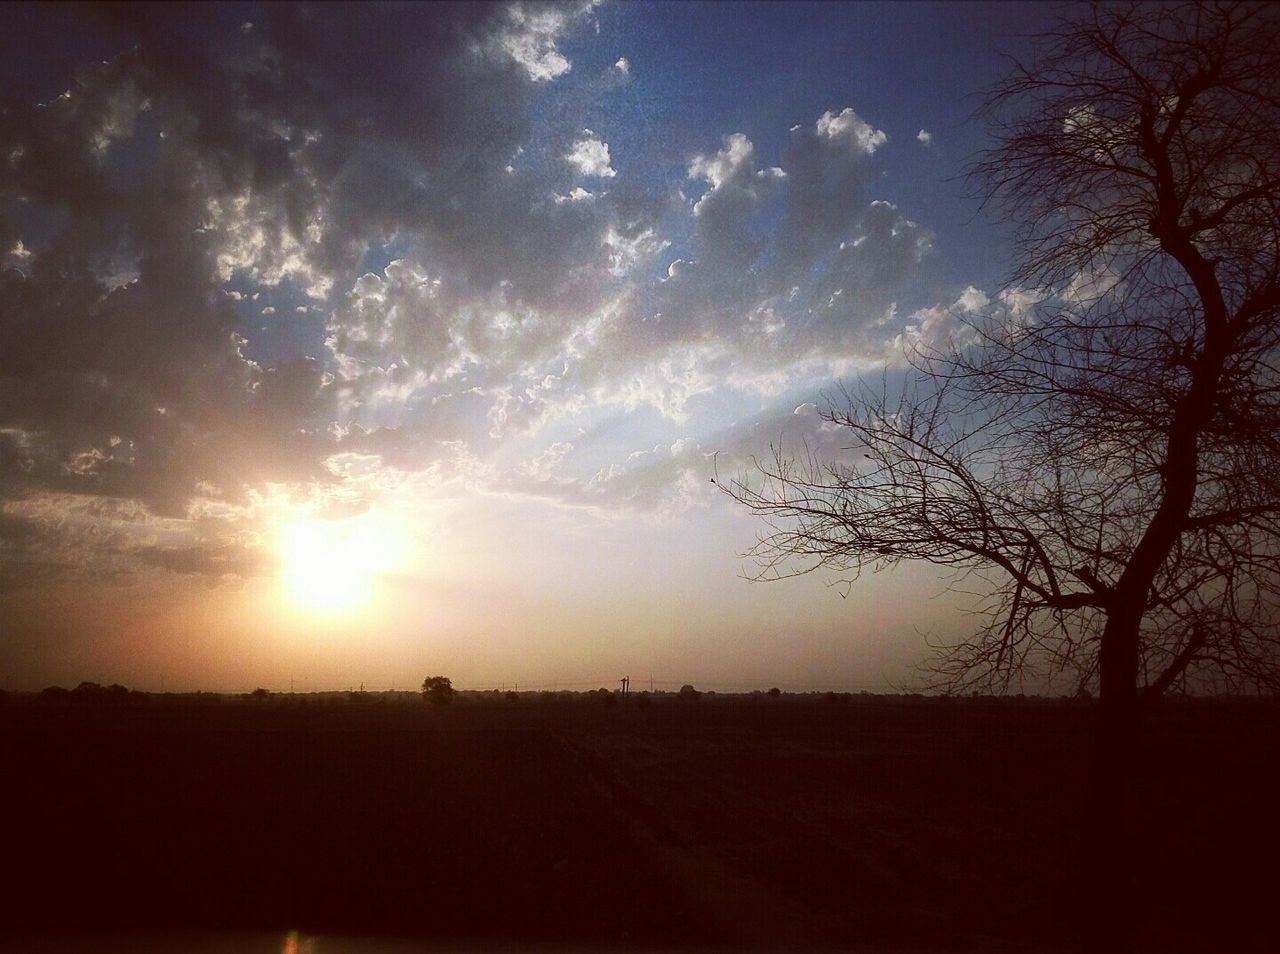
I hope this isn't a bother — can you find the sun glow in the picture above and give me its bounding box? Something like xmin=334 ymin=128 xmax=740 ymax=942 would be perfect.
xmin=278 ymin=514 xmax=406 ymax=614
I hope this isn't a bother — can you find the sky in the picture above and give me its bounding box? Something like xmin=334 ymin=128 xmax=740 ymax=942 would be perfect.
xmin=0 ymin=1 xmax=1076 ymax=693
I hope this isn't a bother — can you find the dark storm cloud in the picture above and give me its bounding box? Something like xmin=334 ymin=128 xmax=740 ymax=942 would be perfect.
xmin=134 ymin=541 xmax=269 ymax=579
xmin=0 ymin=508 xmax=38 ymax=546
xmin=0 ymin=1 xmax=598 ymax=524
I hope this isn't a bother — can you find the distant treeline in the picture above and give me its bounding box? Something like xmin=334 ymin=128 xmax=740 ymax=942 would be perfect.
xmin=9 ymin=682 xmax=1271 ymax=708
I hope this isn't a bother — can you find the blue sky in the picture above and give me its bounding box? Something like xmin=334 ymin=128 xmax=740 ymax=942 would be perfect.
xmin=582 ymin=1 xmax=1059 ymax=284
xmin=0 ymin=1 xmax=1081 ymax=692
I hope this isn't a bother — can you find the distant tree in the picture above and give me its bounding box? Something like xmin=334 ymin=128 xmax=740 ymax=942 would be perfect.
xmin=721 ymin=1 xmax=1280 ymax=935
xmin=71 ymin=681 xmax=103 ymax=703
xmin=249 ymin=687 xmax=271 ymax=701
xmin=678 ymin=684 xmax=701 ymax=701
xmin=39 ymin=686 xmax=70 ymax=703
xmin=421 ymin=676 xmax=454 ymax=705
xmin=767 ymin=687 xmax=781 ymax=698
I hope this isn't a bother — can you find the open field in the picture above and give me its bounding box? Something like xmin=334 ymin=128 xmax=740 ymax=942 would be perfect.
xmin=2 ymin=692 xmax=1277 ymax=951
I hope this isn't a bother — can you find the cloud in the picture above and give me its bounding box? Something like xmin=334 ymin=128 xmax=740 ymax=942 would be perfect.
xmin=496 ymin=2 xmax=592 ymax=82
xmin=495 ymin=387 xmax=876 ymax=518
xmin=0 ymin=9 xmax=957 ymax=577
xmin=604 ymin=225 xmax=669 ymax=277
xmin=499 ymin=435 xmax=715 ymax=516
xmin=0 ymin=2 xmax=613 ymax=522
xmin=917 ymin=129 xmax=933 ymax=146
xmin=554 ymin=186 xmax=595 ymax=203
xmin=956 ymin=285 xmax=989 ymax=313
xmin=894 ymin=284 xmax=1039 ymax=355
xmin=566 ymin=130 xmax=617 ymax=178
xmin=134 ymin=542 xmax=269 ymax=579
xmin=689 ymin=132 xmax=755 ymax=197
xmin=1063 ymin=265 xmax=1122 ymax=308
xmin=587 ymin=111 xmax=928 ymax=411
xmin=815 ymin=107 xmax=887 ymax=155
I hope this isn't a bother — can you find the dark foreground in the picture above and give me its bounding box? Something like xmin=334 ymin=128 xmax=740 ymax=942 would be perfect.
xmin=2 ymin=693 xmax=1276 ymax=952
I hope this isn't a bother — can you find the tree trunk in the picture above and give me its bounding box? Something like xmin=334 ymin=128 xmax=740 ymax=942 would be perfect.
xmin=1085 ymin=606 xmax=1144 ymax=947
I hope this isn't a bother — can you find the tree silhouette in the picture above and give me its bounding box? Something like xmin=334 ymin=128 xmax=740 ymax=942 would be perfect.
xmin=722 ymin=0 xmax=1280 ymax=920
xmin=421 ymin=675 xmax=454 ymax=705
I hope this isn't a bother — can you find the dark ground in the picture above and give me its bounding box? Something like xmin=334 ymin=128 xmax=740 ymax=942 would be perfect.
xmin=1 ymin=692 xmax=1276 ymax=952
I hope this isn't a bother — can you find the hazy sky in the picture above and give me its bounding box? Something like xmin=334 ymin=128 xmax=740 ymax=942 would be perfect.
xmin=0 ymin=1 xmax=1073 ymax=692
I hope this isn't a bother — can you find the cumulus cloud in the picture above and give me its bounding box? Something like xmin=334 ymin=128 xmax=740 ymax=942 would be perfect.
xmin=565 ymin=130 xmax=617 ymax=178
xmin=917 ymin=129 xmax=933 ymax=146
xmin=604 ymin=225 xmax=670 ymax=277
xmin=894 ymin=283 xmax=1050 ymax=356
xmin=496 ymin=2 xmax=591 ymax=82
xmin=1064 ymin=265 xmax=1123 ymax=308
xmin=554 ymin=186 xmax=595 ymax=203
xmin=815 ymin=107 xmax=887 ymax=155
xmin=584 ymin=107 xmax=930 ymax=421
xmin=689 ymin=132 xmax=755 ymax=196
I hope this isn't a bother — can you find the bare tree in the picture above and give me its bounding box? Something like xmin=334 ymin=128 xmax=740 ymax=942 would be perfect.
xmin=722 ymin=1 xmax=1280 ymax=794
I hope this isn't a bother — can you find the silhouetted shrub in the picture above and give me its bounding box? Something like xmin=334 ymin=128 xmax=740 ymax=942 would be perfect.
xmin=39 ymin=686 xmax=70 ymax=703
xmin=66 ymin=681 xmax=139 ymax=705
xmin=421 ymin=675 xmax=454 ymax=704
xmin=678 ymin=684 xmax=701 ymax=701
xmin=768 ymin=687 xmax=781 ymax=698
xmin=71 ymin=682 xmax=103 ymax=703
xmin=71 ymin=681 xmax=101 ymax=701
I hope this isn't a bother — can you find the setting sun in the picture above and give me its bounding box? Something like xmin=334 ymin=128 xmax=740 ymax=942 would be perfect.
xmin=278 ymin=516 xmax=405 ymax=614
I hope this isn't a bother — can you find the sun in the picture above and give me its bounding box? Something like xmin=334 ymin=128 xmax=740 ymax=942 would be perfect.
xmin=278 ymin=515 xmax=404 ymax=614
